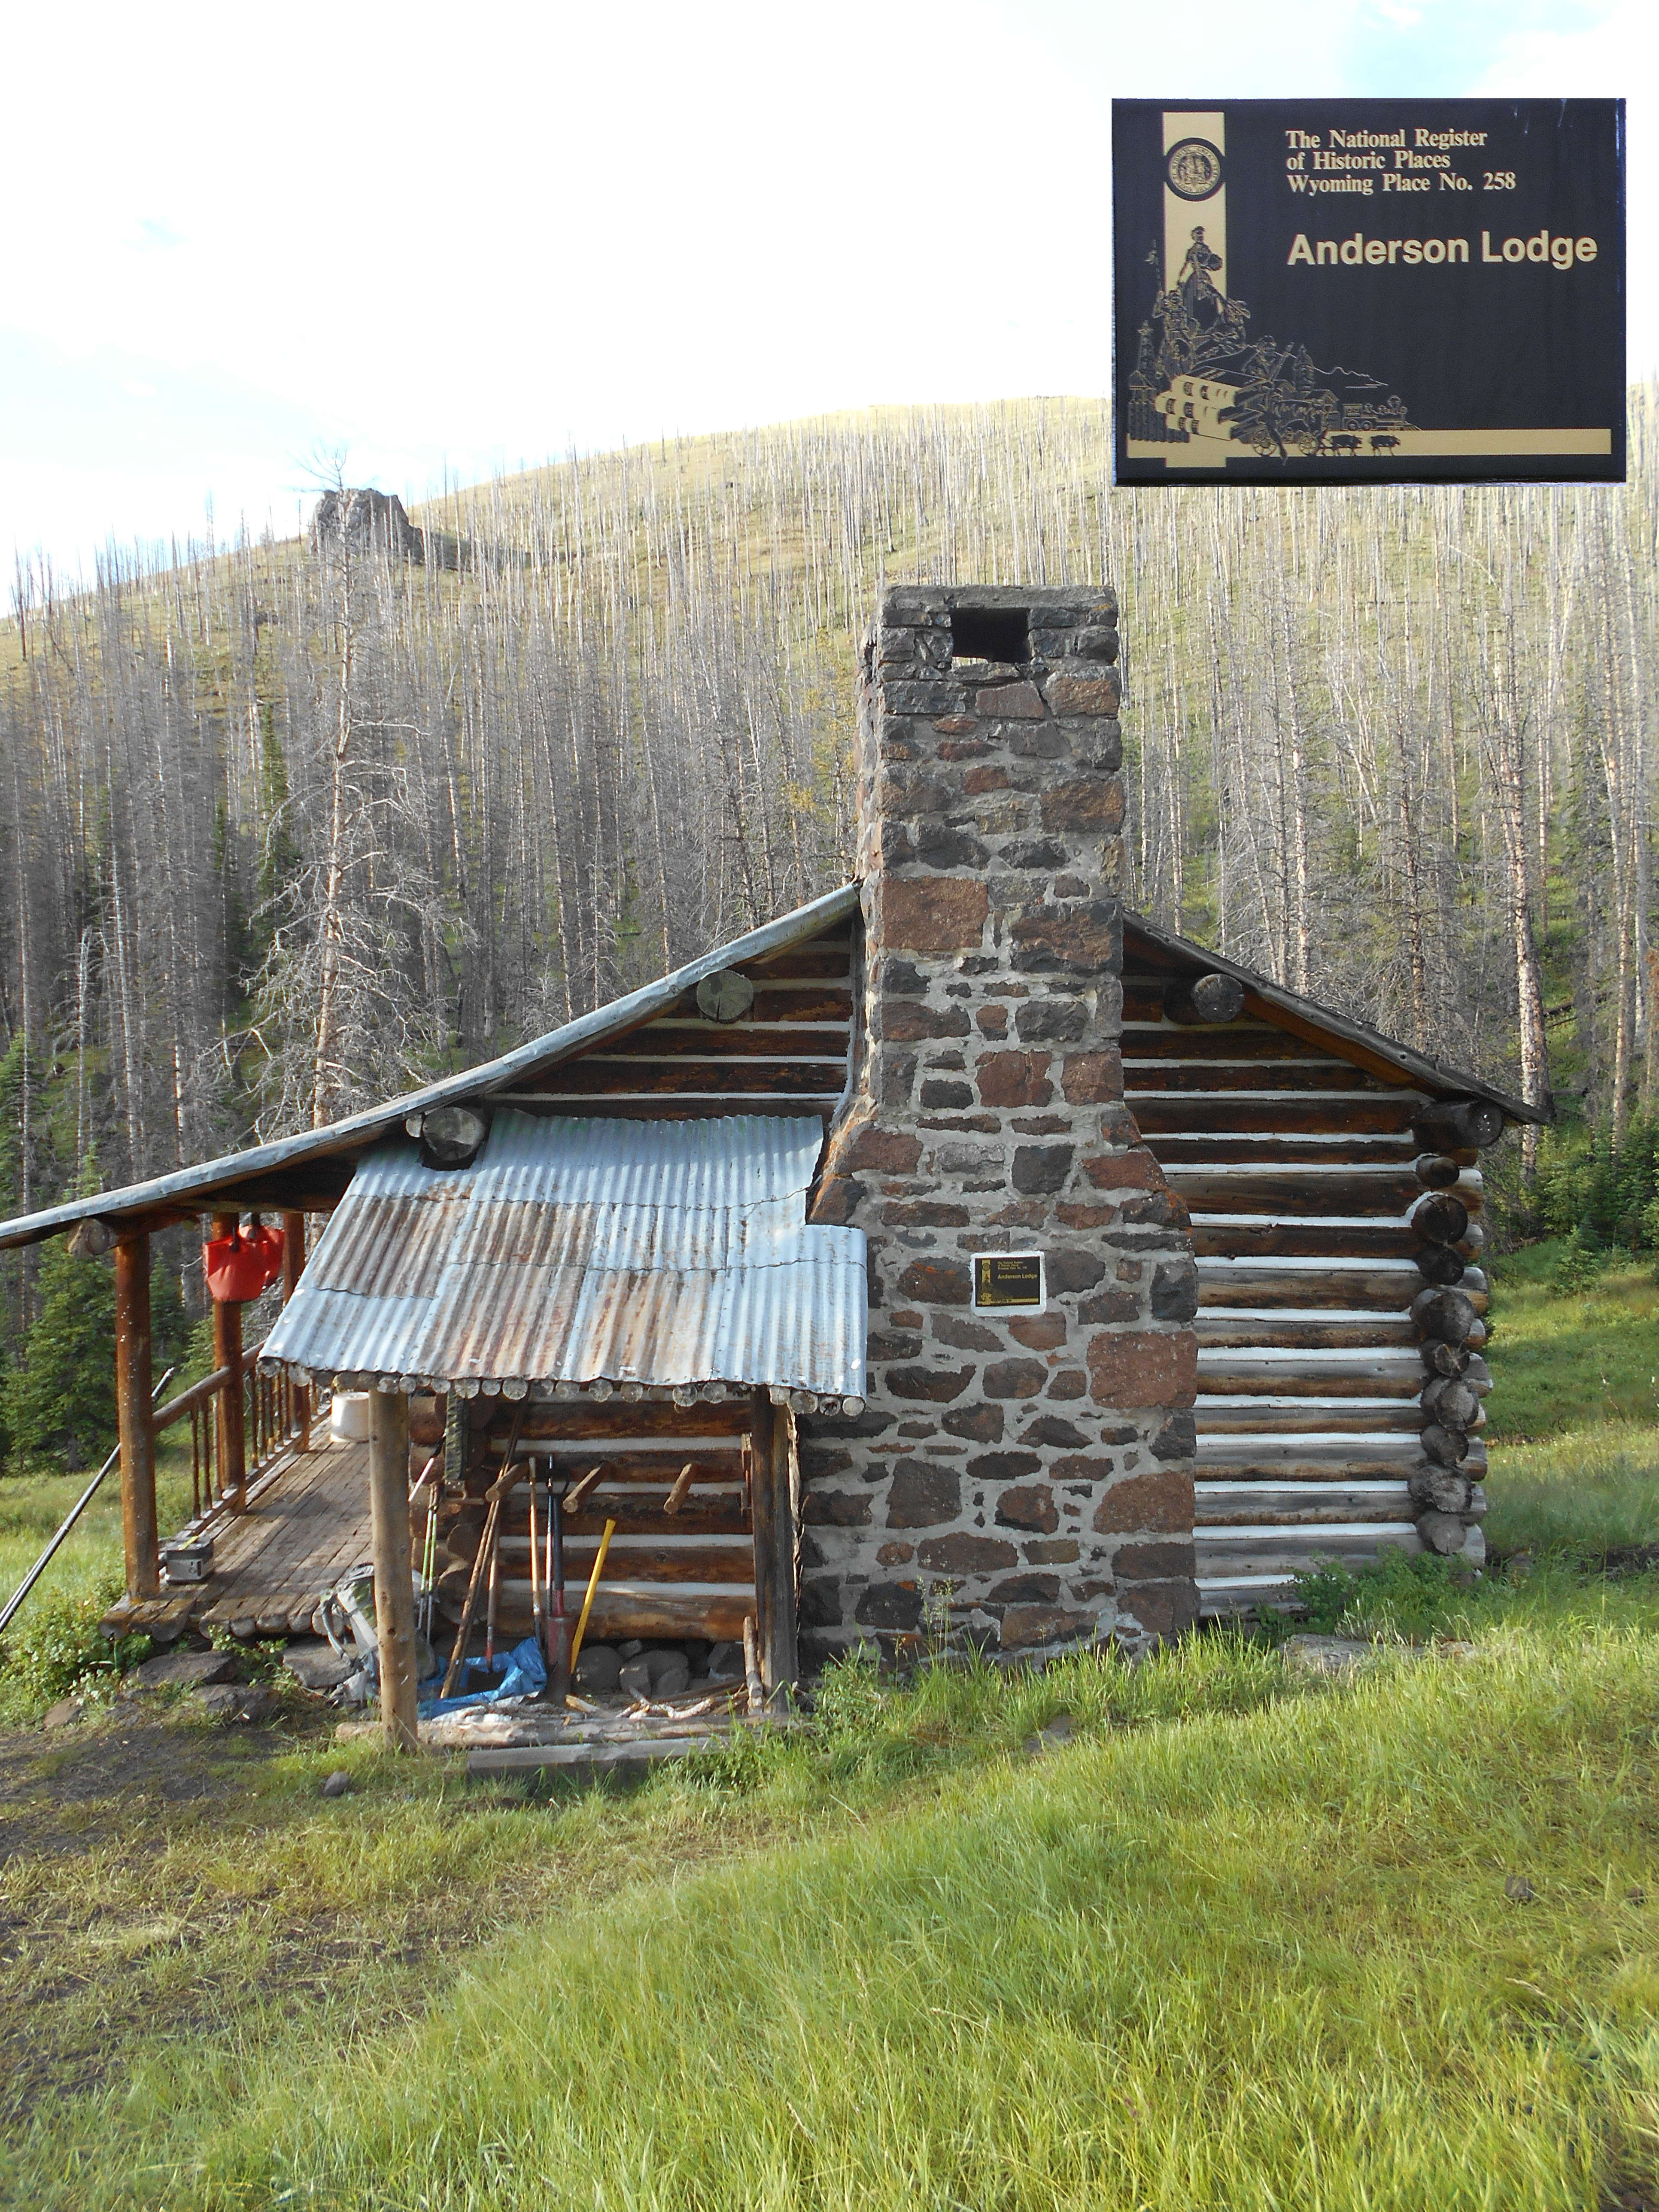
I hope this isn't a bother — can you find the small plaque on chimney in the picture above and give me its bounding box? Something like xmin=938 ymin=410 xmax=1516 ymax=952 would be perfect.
xmin=973 ymin=1252 xmax=1045 ymax=1312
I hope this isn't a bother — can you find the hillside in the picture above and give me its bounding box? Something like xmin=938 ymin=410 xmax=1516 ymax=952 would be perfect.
xmin=0 ymin=391 xmax=1656 ymax=1354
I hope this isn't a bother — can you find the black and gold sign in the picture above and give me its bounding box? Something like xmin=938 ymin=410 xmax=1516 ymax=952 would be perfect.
xmin=973 ymin=1253 xmax=1045 ymax=1312
xmin=1112 ymin=100 xmax=1625 ymax=484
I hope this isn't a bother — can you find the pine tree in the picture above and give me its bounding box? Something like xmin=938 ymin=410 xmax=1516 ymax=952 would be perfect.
xmin=4 ymin=1237 xmax=117 ymax=1471
xmin=4 ymin=1149 xmax=118 ymax=1473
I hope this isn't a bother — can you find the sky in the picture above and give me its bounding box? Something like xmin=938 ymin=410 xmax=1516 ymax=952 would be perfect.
xmin=2 ymin=0 xmax=1650 ymax=581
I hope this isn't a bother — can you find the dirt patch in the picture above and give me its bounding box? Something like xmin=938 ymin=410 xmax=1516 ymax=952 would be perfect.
xmin=0 ymin=1695 xmax=327 ymax=1858
xmin=0 ymin=1692 xmax=785 ymax=2133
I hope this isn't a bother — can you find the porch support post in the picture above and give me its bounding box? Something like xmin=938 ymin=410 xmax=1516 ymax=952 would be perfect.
xmin=750 ymin=1392 xmax=799 ymax=1698
xmin=368 ymin=1387 xmax=419 ymax=1751
xmin=280 ymin=1212 xmax=310 ymax=1451
xmin=210 ymin=1210 xmax=246 ymax=1509
xmin=113 ymin=1231 xmax=160 ymax=1601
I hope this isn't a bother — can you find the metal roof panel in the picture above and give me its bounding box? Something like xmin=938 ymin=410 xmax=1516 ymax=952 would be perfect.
xmin=261 ymin=1111 xmax=866 ymax=1396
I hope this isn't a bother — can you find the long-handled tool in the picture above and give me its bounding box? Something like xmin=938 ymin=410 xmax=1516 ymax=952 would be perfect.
xmin=527 ymin=1468 xmax=544 ymax=1672
xmin=567 ymin=1517 xmax=616 ymax=1674
xmin=410 ymin=1452 xmax=443 ymax=1644
xmin=438 ymin=1458 xmax=523 ymax=1698
xmin=547 ymin=1470 xmax=570 ymax=1699
xmin=438 ymin=1403 xmax=528 ymax=1696
xmin=483 ymin=1507 xmax=503 ymax=1670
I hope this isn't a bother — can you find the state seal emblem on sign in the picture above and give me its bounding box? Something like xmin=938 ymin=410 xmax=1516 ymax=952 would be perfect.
xmin=1165 ymin=138 xmax=1224 ymax=201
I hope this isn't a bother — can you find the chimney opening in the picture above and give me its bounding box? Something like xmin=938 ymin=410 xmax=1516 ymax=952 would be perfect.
xmin=950 ymin=606 xmax=1030 ymax=666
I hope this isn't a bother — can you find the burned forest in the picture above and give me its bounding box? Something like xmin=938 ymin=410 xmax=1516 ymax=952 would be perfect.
xmin=1 ymin=389 xmax=1656 ymax=1365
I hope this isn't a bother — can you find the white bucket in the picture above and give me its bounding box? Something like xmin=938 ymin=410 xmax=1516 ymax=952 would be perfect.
xmin=330 ymin=1391 xmax=372 ymax=1444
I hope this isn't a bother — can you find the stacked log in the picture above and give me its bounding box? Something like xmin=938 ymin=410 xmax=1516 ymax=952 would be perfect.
xmin=1123 ymin=937 xmax=1508 ymax=1612
xmin=1407 ymin=1106 xmax=1497 ymax=1565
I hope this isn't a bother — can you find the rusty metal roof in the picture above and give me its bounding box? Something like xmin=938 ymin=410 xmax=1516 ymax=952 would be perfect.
xmin=258 ymin=1112 xmax=866 ymax=1397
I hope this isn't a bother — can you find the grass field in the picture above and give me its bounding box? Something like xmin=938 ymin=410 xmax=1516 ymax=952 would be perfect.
xmin=1 ymin=1252 xmax=1658 ymax=2208
xmin=1484 ymin=1239 xmax=1659 ymax=1441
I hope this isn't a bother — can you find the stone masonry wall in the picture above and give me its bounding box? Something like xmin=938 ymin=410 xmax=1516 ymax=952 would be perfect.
xmin=797 ymin=585 xmax=1199 ymax=1665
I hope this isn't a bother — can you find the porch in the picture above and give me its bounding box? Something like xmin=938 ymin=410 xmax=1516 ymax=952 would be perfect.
xmin=101 ymin=1434 xmax=373 ymax=1644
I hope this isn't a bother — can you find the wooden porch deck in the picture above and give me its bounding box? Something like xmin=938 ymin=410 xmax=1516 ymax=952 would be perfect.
xmin=103 ymin=1438 xmax=374 ymax=1643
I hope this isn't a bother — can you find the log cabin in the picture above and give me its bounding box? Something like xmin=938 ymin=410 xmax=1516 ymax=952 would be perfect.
xmin=0 ymin=585 xmax=1542 ymax=1727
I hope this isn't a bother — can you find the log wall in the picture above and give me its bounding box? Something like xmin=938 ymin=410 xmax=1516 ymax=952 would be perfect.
xmin=487 ymin=919 xmax=856 ymax=1123
xmin=1121 ymin=960 xmax=1491 ymax=1614
xmin=443 ymin=1395 xmax=798 ymax=1677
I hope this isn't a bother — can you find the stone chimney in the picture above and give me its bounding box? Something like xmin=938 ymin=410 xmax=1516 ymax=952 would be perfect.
xmin=800 ymin=585 xmax=1199 ymax=1663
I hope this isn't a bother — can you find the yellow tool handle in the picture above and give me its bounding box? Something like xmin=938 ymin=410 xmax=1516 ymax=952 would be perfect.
xmin=567 ymin=1519 xmax=616 ymax=1672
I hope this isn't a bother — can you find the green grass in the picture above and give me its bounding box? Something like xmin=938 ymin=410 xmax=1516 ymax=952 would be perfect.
xmin=9 ymin=1612 xmax=1659 ymax=2211
xmin=4 ymin=1261 xmax=1659 ymax=2206
xmin=1484 ymin=1239 xmax=1659 ymax=1440
xmin=0 ymin=1453 xmax=196 ymax=1722
xmin=1487 ymin=1424 xmax=1659 ymax=1567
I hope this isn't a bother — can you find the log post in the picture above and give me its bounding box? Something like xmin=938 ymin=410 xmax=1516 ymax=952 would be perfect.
xmin=368 ymin=1387 xmax=419 ymax=1751
xmin=280 ymin=1211 xmax=310 ymax=1451
xmin=210 ymin=1210 xmax=246 ymax=1509
xmin=749 ymin=1392 xmax=799 ymax=1697
xmin=113 ymin=1231 xmax=160 ymax=1601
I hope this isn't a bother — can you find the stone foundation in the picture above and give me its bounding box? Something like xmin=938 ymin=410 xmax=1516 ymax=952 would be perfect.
xmin=799 ymin=586 xmax=1198 ymax=1664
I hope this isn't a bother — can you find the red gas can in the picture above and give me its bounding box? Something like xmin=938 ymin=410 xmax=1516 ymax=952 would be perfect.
xmin=203 ymin=1223 xmax=285 ymax=1304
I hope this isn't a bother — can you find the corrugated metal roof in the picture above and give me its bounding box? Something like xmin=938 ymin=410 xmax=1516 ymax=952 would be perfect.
xmin=260 ymin=1112 xmax=866 ymax=1397
xmin=0 ymin=881 xmax=863 ymax=1252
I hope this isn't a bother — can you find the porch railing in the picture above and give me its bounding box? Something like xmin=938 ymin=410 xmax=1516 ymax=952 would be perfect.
xmin=152 ymin=1340 xmax=319 ymax=1526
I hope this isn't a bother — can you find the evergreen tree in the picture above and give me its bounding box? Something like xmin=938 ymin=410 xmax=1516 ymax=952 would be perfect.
xmin=4 ymin=1235 xmax=117 ymax=1471
xmin=4 ymin=1149 xmax=117 ymax=1473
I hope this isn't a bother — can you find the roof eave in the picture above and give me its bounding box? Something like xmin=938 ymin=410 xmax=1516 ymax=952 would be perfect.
xmin=0 ymin=882 xmax=863 ymax=1252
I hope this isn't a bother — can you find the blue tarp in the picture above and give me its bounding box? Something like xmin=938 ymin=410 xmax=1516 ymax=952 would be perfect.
xmin=418 ymin=1636 xmax=547 ymax=1720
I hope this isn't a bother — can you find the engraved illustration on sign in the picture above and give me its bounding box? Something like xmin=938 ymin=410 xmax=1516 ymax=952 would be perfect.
xmin=1166 ymin=137 xmax=1224 ymax=201
xmin=973 ymin=1253 xmax=1045 ymax=1312
xmin=1115 ymin=97 xmax=1624 ymax=484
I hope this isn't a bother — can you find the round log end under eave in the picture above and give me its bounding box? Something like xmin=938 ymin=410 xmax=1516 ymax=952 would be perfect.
xmin=1412 ymin=1192 xmax=1471 ymax=1246
xmin=1413 ymin=1098 xmax=1507 ymax=1153
xmin=696 ymin=969 xmax=757 ymax=1023
xmin=413 ymin=1104 xmax=491 ymax=1168
xmin=1163 ymin=971 xmax=1246 ymax=1026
